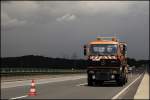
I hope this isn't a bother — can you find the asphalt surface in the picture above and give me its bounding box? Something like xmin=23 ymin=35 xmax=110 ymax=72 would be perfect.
xmin=1 ymin=68 xmax=145 ymax=99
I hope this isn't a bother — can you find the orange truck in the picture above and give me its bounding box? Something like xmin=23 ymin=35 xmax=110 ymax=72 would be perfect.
xmin=83 ymin=37 xmax=128 ymax=86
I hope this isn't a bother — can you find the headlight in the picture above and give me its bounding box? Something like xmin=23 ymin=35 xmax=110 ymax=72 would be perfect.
xmin=120 ymin=67 xmax=122 ymax=71
xmin=113 ymin=70 xmax=117 ymax=74
xmin=92 ymin=75 xmax=95 ymax=79
xmin=89 ymin=70 xmax=94 ymax=74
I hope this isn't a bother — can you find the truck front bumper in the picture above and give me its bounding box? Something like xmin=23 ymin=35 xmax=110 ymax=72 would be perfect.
xmin=92 ymin=72 xmax=115 ymax=81
xmin=87 ymin=67 xmax=121 ymax=81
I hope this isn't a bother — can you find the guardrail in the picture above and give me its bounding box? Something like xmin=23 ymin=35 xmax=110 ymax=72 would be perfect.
xmin=1 ymin=68 xmax=86 ymax=73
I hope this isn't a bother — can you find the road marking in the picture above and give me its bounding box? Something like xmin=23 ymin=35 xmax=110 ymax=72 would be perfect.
xmin=10 ymin=95 xmax=28 ymax=100
xmin=76 ymin=83 xmax=87 ymax=86
xmin=2 ymin=75 xmax=86 ymax=89
xmin=112 ymin=73 xmax=143 ymax=99
xmin=134 ymin=72 xmax=149 ymax=99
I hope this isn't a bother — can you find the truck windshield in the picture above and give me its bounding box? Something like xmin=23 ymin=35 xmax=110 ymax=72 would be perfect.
xmin=90 ymin=44 xmax=117 ymax=55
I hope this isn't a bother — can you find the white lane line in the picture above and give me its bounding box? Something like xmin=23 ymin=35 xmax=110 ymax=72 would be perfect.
xmin=2 ymin=75 xmax=86 ymax=89
xmin=10 ymin=95 xmax=28 ymax=100
xmin=112 ymin=73 xmax=143 ymax=99
xmin=76 ymin=83 xmax=87 ymax=86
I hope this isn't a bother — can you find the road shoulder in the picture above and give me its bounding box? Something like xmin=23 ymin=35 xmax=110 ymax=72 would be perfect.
xmin=134 ymin=72 xmax=149 ymax=99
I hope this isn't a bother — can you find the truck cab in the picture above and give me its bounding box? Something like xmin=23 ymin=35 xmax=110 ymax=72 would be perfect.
xmin=84 ymin=37 xmax=128 ymax=86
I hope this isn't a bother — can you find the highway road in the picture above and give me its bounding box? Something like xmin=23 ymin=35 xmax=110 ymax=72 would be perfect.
xmin=1 ymin=68 xmax=145 ymax=99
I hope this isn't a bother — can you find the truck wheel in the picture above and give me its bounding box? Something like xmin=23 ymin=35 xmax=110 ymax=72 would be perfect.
xmin=125 ymin=74 xmax=128 ymax=83
xmin=126 ymin=77 xmax=128 ymax=83
xmin=88 ymin=74 xmax=93 ymax=86
xmin=123 ymin=74 xmax=128 ymax=84
xmin=121 ymin=74 xmax=126 ymax=85
xmin=116 ymin=78 xmax=124 ymax=86
xmin=88 ymin=79 xmax=93 ymax=86
xmin=125 ymin=78 xmax=128 ymax=83
xmin=117 ymin=80 xmax=124 ymax=86
xmin=123 ymin=77 xmax=126 ymax=85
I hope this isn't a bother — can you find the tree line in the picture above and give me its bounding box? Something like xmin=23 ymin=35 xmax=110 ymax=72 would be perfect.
xmin=1 ymin=55 xmax=149 ymax=69
xmin=1 ymin=55 xmax=87 ymax=69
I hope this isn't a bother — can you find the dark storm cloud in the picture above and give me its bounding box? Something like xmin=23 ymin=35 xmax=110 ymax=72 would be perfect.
xmin=1 ymin=1 xmax=149 ymax=60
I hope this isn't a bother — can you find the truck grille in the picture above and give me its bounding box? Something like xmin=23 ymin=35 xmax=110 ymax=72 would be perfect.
xmin=95 ymin=72 xmax=110 ymax=80
xmin=88 ymin=59 xmax=120 ymax=67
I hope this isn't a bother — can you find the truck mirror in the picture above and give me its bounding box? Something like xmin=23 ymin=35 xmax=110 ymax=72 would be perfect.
xmin=123 ymin=45 xmax=126 ymax=51
xmin=123 ymin=45 xmax=126 ymax=55
xmin=84 ymin=45 xmax=87 ymax=56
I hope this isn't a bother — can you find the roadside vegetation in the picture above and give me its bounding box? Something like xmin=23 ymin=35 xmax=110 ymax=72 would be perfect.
xmin=1 ymin=55 xmax=149 ymax=76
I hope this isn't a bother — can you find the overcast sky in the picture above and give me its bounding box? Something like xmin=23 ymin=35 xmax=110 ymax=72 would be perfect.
xmin=1 ymin=1 xmax=149 ymax=60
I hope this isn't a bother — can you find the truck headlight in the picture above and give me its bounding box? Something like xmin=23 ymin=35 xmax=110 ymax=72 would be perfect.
xmin=111 ymin=75 xmax=115 ymax=79
xmin=89 ymin=70 xmax=94 ymax=74
xmin=120 ymin=67 xmax=122 ymax=71
xmin=92 ymin=75 xmax=95 ymax=79
xmin=113 ymin=70 xmax=117 ymax=74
